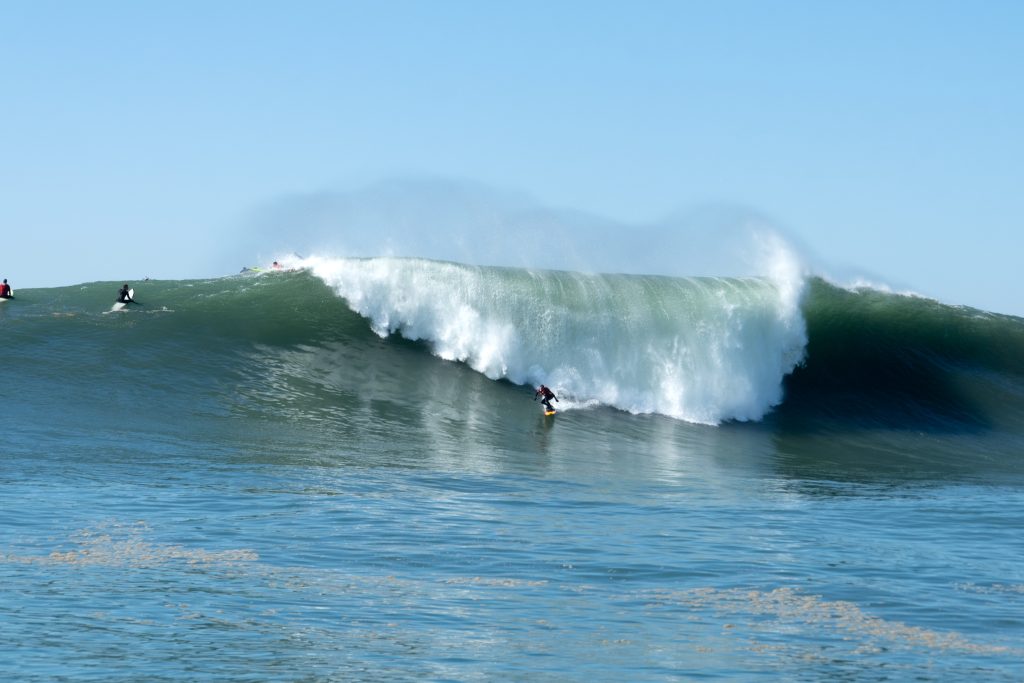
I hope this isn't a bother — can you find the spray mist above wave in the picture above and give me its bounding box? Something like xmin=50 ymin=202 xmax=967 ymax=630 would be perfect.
xmin=240 ymin=178 xmax=808 ymax=280
xmin=250 ymin=179 xmax=811 ymax=423
xmin=296 ymin=254 xmax=807 ymax=425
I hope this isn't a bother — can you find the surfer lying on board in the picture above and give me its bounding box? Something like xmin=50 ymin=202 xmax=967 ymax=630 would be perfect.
xmin=0 ymin=279 xmax=12 ymax=298
xmin=116 ymin=284 xmax=135 ymax=304
xmin=534 ymin=385 xmax=559 ymax=413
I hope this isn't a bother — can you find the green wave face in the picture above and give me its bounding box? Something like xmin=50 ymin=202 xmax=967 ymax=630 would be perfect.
xmin=779 ymin=277 xmax=1024 ymax=433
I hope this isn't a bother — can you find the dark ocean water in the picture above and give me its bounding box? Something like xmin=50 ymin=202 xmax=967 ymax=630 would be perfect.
xmin=2 ymin=261 xmax=1022 ymax=681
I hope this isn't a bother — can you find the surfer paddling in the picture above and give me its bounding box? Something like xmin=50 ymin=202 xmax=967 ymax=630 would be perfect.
xmin=534 ymin=385 xmax=559 ymax=414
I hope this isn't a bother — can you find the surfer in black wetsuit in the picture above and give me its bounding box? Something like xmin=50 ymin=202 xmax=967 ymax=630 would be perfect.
xmin=534 ymin=384 xmax=559 ymax=412
xmin=117 ymin=284 xmax=133 ymax=303
xmin=0 ymin=279 xmax=12 ymax=298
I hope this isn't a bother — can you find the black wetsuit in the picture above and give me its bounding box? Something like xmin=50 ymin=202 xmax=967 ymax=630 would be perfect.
xmin=535 ymin=386 xmax=558 ymax=411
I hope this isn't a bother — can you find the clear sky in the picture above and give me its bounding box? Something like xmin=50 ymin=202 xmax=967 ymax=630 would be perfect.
xmin=3 ymin=1 xmax=1022 ymax=315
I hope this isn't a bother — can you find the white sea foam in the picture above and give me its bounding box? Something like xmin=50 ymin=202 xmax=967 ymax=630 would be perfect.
xmin=301 ymin=247 xmax=806 ymax=425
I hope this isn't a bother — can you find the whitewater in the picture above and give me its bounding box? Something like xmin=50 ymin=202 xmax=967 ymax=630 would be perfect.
xmin=301 ymin=255 xmax=807 ymax=425
xmin=2 ymin=257 xmax=1024 ymax=681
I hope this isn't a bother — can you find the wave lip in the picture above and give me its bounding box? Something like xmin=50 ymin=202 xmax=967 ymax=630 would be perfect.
xmin=303 ymin=255 xmax=808 ymax=425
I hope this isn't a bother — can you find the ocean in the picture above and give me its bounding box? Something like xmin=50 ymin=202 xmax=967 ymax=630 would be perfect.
xmin=2 ymin=257 xmax=1023 ymax=681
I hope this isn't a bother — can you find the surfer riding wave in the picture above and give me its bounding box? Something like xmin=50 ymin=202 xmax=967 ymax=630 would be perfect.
xmin=534 ymin=385 xmax=559 ymax=413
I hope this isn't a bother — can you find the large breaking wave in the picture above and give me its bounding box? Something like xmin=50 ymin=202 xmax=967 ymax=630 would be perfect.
xmin=299 ymin=254 xmax=807 ymax=425
xmin=6 ymin=256 xmax=1024 ymax=438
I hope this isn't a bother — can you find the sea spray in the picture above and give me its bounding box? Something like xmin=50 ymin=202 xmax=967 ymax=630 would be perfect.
xmin=301 ymin=255 xmax=807 ymax=424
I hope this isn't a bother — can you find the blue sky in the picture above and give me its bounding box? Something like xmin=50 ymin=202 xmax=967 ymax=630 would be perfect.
xmin=3 ymin=1 xmax=1022 ymax=314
